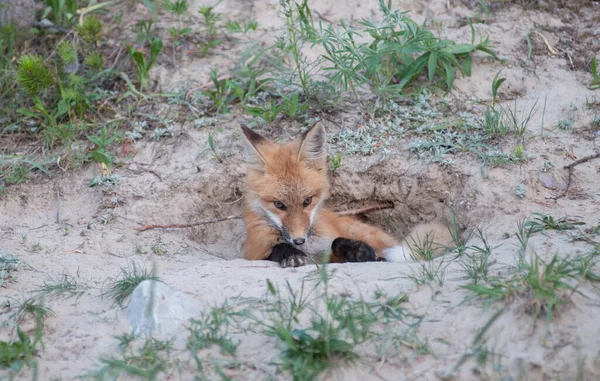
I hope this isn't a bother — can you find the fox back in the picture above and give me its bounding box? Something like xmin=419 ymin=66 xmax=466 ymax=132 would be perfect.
xmin=240 ymin=122 xmax=330 ymax=246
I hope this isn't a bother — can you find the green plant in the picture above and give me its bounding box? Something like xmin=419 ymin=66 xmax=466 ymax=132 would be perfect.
xmin=208 ymin=133 xmax=222 ymax=163
xmin=274 ymin=326 xmax=356 ymax=381
xmin=86 ymin=126 xmax=118 ymax=171
xmin=167 ymin=26 xmax=192 ymax=47
xmin=56 ymin=74 xmax=91 ymax=120
xmin=127 ymin=37 xmax=163 ymax=90
xmin=512 ymin=143 xmax=524 ymax=161
xmin=317 ymin=0 xmax=497 ymax=102
xmin=280 ymin=93 xmax=308 ymax=120
xmin=524 ymin=213 xmax=585 ymax=233
xmin=90 ymin=337 xmax=174 ymax=379
xmin=42 ymin=122 xmax=85 ymax=148
xmin=461 ymin=228 xmax=497 ymax=285
xmin=161 ymin=0 xmax=188 ymax=15
xmin=446 ymin=209 xmax=472 ymax=256
xmin=187 ymin=304 xmax=242 ymax=368
xmin=77 ymin=15 xmax=103 ymax=44
xmin=588 ymin=56 xmax=599 ymax=90
xmin=515 ymin=217 xmax=533 ymax=254
xmin=16 ymin=54 xmax=54 ymax=98
xmin=133 ymin=20 xmax=156 ymax=46
xmin=0 ymin=24 xmax=17 ymax=98
xmin=84 ymin=51 xmax=105 ymax=72
xmin=329 ymin=154 xmax=342 ymax=171
xmin=491 ymin=70 xmax=505 ymax=109
xmin=15 ymin=50 xmax=97 ymax=133
xmin=408 ymin=118 xmax=509 ymax=177
xmin=162 ymin=0 xmax=191 ymax=51
xmin=483 ymin=106 xmax=507 ymax=135
xmin=518 ymin=252 xmax=580 ymax=322
xmin=0 ymin=253 xmax=20 ymax=288
xmin=198 ymin=2 xmax=222 ymax=53
xmin=0 ymin=327 xmax=41 ymax=376
xmin=406 ymin=232 xmax=447 ymax=286
xmin=101 ymin=261 xmax=161 ymax=307
xmin=205 ymin=70 xmax=238 ymax=113
xmin=2 ymin=164 xmax=30 ymax=184
xmin=0 ymin=157 xmax=52 ymax=187
xmin=14 ymin=298 xmax=56 ymax=328
xmin=515 ymin=183 xmax=526 ymax=199
xmin=558 ymin=118 xmax=573 ymax=130
xmin=259 ymin=268 xmax=414 ymax=381
xmin=463 ymin=219 xmax=586 ymax=323
xmin=277 ymin=0 xmax=314 ymax=95
xmin=43 ymin=0 xmax=78 ymax=28
xmin=244 ymin=99 xmax=283 ymax=123
xmin=573 ymin=248 xmax=600 ymax=283
xmin=503 ymin=99 xmax=538 ymax=138
xmin=34 ymin=273 xmax=88 ymax=299
xmin=57 ymin=39 xmax=77 ymax=70
xmin=225 ymin=18 xmax=258 ymax=34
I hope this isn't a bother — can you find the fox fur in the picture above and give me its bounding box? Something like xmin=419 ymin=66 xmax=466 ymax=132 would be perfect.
xmin=239 ymin=121 xmax=453 ymax=265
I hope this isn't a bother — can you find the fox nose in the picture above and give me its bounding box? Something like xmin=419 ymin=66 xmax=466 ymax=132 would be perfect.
xmin=293 ymin=238 xmax=306 ymax=245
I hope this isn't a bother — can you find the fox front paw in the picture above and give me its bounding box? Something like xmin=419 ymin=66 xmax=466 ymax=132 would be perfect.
xmin=267 ymin=243 xmax=309 ymax=268
xmin=331 ymin=238 xmax=379 ymax=263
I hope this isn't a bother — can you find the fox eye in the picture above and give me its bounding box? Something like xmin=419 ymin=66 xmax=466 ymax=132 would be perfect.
xmin=302 ymin=197 xmax=313 ymax=208
xmin=274 ymin=201 xmax=287 ymax=210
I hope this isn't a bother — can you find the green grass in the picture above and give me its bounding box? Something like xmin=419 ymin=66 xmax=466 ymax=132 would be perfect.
xmin=257 ymin=268 xmax=418 ymax=381
xmin=187 ymin=303 xmax=243 ymax=365
xmin=460 ymin=228 xmax=497 ymax=285
xmin=34 ymin=273 xmax=88 ymax=299
xmin=86 ymin=266 xmax=422 ymax=380
xmin=524 ymin=213 xmax=586 ymax=233
xmin=0 ymin=252 xmax=20 ymax=287
xmin=0 ymin=0 xmax=508 ymax=200
xmin=461 ymin=218 xmax=596 ymax=323
xmin=588 ymin=56 xmax=599 ymax=90
xmin=87 ymin=337 xmax=175 ymax=380
xmin=406 ymin=232 xmax=447 ymax=286
xmin=101 ymin=261 xmax=161 ymax=307
xmin=14 ymin=298 xmax=56 ymax=329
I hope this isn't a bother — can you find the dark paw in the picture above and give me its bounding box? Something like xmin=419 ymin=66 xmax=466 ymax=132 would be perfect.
xmin=331 ymin=238 xmax=378 ymax=263
xmin=267 ymin=243 xmax=308 ymax=268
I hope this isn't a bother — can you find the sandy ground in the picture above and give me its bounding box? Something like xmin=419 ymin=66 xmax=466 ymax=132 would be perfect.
xmin=1 ymin=0 xmax=600 ymax=380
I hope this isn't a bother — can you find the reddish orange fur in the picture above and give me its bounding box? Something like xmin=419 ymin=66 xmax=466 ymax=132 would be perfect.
xmin=240 ymin=122 xmax=401 ymax=262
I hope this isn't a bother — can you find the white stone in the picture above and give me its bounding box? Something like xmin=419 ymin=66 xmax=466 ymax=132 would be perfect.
xmin=127 ymin=280 xmax=200 ymax=340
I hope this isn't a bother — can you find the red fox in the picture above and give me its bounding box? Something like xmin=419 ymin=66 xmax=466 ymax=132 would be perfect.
xmin=240 ymin=121 xmax=453 ymax=267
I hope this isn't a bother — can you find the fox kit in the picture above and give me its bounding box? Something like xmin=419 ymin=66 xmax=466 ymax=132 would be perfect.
xmin=240 ymin=121 xmax=452 ymax=268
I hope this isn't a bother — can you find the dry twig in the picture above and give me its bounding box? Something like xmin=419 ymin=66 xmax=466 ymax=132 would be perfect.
xmin=335 ymin=202 xmax=395 ymax=216
xmin=548 ymin=152 xmax=600 ymax=200
xmin=135 ymin=215 xmax=241 ymax=232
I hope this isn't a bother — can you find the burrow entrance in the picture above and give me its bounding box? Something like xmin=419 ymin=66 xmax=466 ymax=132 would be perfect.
xmin=185 ymin=155 xmax=474 ymax=260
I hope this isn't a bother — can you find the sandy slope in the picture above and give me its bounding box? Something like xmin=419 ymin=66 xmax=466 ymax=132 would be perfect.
xmin=2 ymin=0 xmax=600 ymax=380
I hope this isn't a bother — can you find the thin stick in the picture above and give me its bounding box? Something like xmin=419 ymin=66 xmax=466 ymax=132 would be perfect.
xmin=135 ymin=215 xmax=241 ymax=232
xmin=335 ymin=202 xmax=395 ymax=216
xmin=563 ymin=152 xmax=600 ymax=170
xmin=55 ymin=186 xmax=61 ymax=224
xmin=135 ymin=203 xmax=395 ymax=232
xmin=547 ymin=152 xmax=600 ymax=201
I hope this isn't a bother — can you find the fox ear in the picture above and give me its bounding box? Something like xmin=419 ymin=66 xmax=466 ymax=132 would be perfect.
xmin=297 ymin=121 xmax=326 ymax=165
xmin=240 ymin=124 xmax=269 ymax=169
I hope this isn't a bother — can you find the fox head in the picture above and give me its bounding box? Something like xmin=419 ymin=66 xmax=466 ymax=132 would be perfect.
xmin=240 ymin=122 xmax=330 ymax=246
